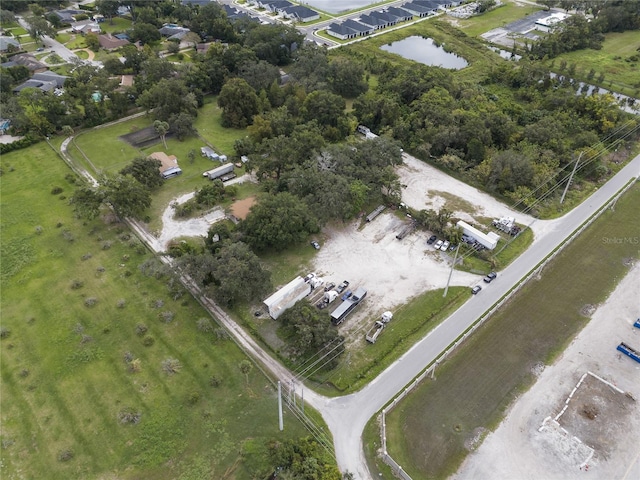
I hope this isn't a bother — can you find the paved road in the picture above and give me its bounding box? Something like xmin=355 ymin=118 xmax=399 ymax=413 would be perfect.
xmin=312 ymin=152 xmax=640 ymax=478
xmin=17 ymin=15 xmax=102 ymax=67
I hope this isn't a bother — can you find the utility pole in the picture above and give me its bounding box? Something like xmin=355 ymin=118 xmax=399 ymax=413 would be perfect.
xmin=278 ymin=381 xmax=283 ymax=431
xmin=443 ymin=243 xmax=461 ymax=298
xmin=560 ymin=151 xmax=585 ymax=204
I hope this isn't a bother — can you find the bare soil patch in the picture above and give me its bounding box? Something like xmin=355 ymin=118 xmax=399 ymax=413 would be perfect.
xmin=231 ymin=195 xmax=256 ymax=220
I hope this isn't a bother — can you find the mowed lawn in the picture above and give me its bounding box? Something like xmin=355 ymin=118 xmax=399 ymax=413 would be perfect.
xmin=0 ymin=143 xmax=325 ymax=479
xmin=546 ymin=30 xmax=640 ymax=97
xmin=377 ymin=183 xmax=640 ymax=479
xmin=451 ymin=0 xmax=542 ymax=37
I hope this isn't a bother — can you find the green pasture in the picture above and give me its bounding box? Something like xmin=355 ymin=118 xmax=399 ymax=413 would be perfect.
xmin=376 ymin=182 xmax=640 ymax=479
xmin=0 ymin=143 xmax=331 ymax=480
xmin=450 ymin=1 xmax=542 ymax=37
xmin=547 ymin=30 xmax=640 ymax=97
xmin=194 ymin=96 xmax=247 ymax=155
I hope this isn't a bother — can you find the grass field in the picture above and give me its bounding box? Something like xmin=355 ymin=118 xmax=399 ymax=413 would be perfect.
xmin=546 ymin=30 xmax=640 ymax=97
xmin=193 ymin=97 xmax=247 ymax=155
xmin=374 ymin=182 xmax=640 ymax=479
xmin=449 ymin=1 xmax=542 ymax=37
xmin=0 ymin=143 xmax=330 ymax=480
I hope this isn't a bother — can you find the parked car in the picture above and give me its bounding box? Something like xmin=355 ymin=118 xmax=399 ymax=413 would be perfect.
xmin=311 ymin=240 xmax=320 ymax=250
xmin=341 ymin=290 xmax=352 ymax=301
xmin=324 ymin=282 xmax=336 ymax=292
xmin=434 ymin=240 xmax=443 ymax=250
xmin=484 ymin=272 xmax=497 ymax=283
xmin=471 ymin=285 xmax=482 ymax=295
xmin=336 ymin=280 xmax=349 ymax=293
xmin=441 ymin=240 xmax=450 ymax=251
xmin=427 ymin=235 xmax=437 ymax=245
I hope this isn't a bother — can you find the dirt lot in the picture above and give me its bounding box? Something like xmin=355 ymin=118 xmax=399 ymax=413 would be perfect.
xmin=453 ymin=264 xmax=640 ymax=480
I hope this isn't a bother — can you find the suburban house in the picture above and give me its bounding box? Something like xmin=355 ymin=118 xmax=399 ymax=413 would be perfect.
xmin=259 ymin=1 xmax=293 ymax=14
xmin=116 ymin=74 xmax=134 ymax=91
xmin=387 ymin=7 xmax=414 ymax=22
xmin=0 ymin=36 xmax=20 ymax=52
xmin=158 ymin=24 xmax=190 ymax=37
xmin=13 ymin=71 xmax=67 ymax=94
xmin=281 ymin=5 xmax=320 ymax=22
xmin=358 ymin=13 xmax=389 ymax=30
xmin=401 ymin=2 xmax=435 ymax=17
xmin=1 ymin=54 xmax=47 ymax=73
xmin=71 ymin=20 xmax=101 ymax=34
xmin=98 ymin=33 xmax=130 ymax=50
xmin=52 ymin=9 xmax=84 ymax=23
xmin=149 ymin=151 xmax=183 ymax=179
xmin=327 ymin=22 xmax=359 ymax=40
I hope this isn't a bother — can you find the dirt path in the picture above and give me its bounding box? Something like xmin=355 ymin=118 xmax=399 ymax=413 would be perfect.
xmin=453 ymin=264 xmax=640 ymax=480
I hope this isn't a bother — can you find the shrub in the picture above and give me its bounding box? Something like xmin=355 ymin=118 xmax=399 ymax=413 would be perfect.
xmin=123 ymin=351 xmax=134 ymax=363
xmin=161 ymin=358 xmax=181 ymax=375
xmin=19 ymin=368 xmax=29 ymax=378
xmin=215 ymin=328 xmax=229 ymax=340
xmin=102 ymin=241 xmax=112 ymax=250
xmin=196 ymin=317 xmax=213 ymax=333
xmin=57 ymin=449 xmax=74 ymax=462
xmin=209 ymin=375 xmax=221 ymax=387
xmin=142 ymin=336 xmax=155 ymax=347
xmin=81 ymin=253 xmax=92 ymax=261
xmin=34 ymin=225 xmax=43 ymax=235
xmin=84 ymin=297 xmax=98 ymax=307
xmin=70 ymin=279 xmax=84 ymax=290
xmin=80 ymin=334 xmax=93 ymax=344
xmin=118 ymin=408 xmax=142 ymax=424
xmin=0 ymin=327 xmax=11 ymax=339
xmin=187 ymin=391 xmax=200 ymax=405
xmin=51 ymin=186 xmax=63 ymax=195
xmin=116 ymin=299 xmax=126 ymax=308
xmin=152 ymin=299 xmax=164 ymax=308
xmin=159 ymin=311 xmax=174 ymax=323
xmin=128 ymin=358 xmax=141 ymax=373
xmin=62 ymin=230 xmax=75 ymax=242
xmin=135 ymin=323 xmax=148 ymax=336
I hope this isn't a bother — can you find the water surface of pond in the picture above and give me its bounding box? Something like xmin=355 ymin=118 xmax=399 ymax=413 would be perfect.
xmin=380 ymin=36 xmax=469 ymax=69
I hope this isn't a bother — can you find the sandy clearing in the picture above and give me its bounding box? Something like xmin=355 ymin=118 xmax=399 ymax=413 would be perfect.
xmin=311 ymin=212 xmax=480 ymax=329
xmin=231 ymin=195 xmax=256 ymax=220
xmin=453 ymin=263 xmax=640 ymax=480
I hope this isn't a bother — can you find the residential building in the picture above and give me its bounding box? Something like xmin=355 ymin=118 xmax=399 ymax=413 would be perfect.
xmin=281 ymin=5 xmax=320 ymax=22
xmin=0 ymin=36 xmax=20 ymax=52
xmin=98 ymin=34 xmax=130 ymax=50
xmin=1 ymin=54 xmax=47 ymax=73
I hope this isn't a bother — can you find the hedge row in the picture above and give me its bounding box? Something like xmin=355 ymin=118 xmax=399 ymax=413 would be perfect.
xmin=0 ymin=135 xmax=38 ymax=154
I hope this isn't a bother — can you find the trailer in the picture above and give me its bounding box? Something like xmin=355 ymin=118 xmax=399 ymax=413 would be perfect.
xmin=330 ymin=287 xmax=367 ymax=326
xmin=366 ymin=205 xmax=386 ymax=223
xmin=203 ymin=163 xmax=234 ymax=180
xmin=395 ymin=222 xmax=415 ymax=240
xmin=365 ymin=321 xmax=385 ymax=343
xmin=617 ymin=342 xmax=640 ymax=363
xmin=634 ymin=318 xmax=640 ymax=329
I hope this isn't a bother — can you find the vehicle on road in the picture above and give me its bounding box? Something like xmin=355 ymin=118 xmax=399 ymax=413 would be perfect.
xmin=427 ymin=235 xmax=437 ymax=245
xmin=434 ymin=239 xmax=443 ymax=250
xmin=441 ymin=240 xmax=450 ymax=251
xmin=337 ymin=280 xmax=349 ymax=293
xmin=311 ymin=240 xmax=320 ymax=250
xmin=484 ymin=272 xmax=497 ymax=283
xmin=324 ymin=282 xmax=336 ymax=292
xmin=471 ymin=285 xmax=482 ymax=295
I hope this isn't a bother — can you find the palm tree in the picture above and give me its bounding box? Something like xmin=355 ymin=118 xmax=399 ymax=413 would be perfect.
xmin=153 ymin=120 xmax=169 ymax=150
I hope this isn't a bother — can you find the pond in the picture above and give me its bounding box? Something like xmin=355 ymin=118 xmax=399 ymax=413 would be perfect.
xmin=380 ymin=36 xmax=469 ymax=69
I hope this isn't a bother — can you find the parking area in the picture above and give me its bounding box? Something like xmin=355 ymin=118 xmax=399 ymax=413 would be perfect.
xmin=480 ymin=9 xmax=552 ymax=47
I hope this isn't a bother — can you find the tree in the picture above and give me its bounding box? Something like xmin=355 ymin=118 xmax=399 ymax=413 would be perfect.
xmin=130 ymin=22 xmax=161 ymax=45
xmin=96 ymin=0 xmax=120 ymax=24
xmin=70 ymin=186 xmax=103 ymax=219
xmin=279 ymin=302 xmax=344 ymax=367
xmin=179 ymin=242 xmax=271 ymax=306
xmin=85 ymin=33 xmax=100 ymax=52
xmin=72 ymin=174 xmax=152 ymax=220
xmin=167 ymin=41 xmax=180 ymax=55
xmin=168 ymin=113 xmax=196 ymax=140
xmin=302 ymin=90 xmax=346 ymax=128
xmin=218 ymin=78 xmax=259 ymax=128
xmin=137 ymin=78 xmax=197 ymax=121
xmin=153 ymin=120 xmax=169 ymax=149
xmin=26 ymin=16 xmax=55 ymax=45
xmin=239 ymin=360 xmax=252 ymax=385
xmin=327 ymin=57 xmax=368 ymax=98
xmin=241 ymin=192 xmax=318 ymax=251
xmin=120 ymin=156 xmax=164 ymax=190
